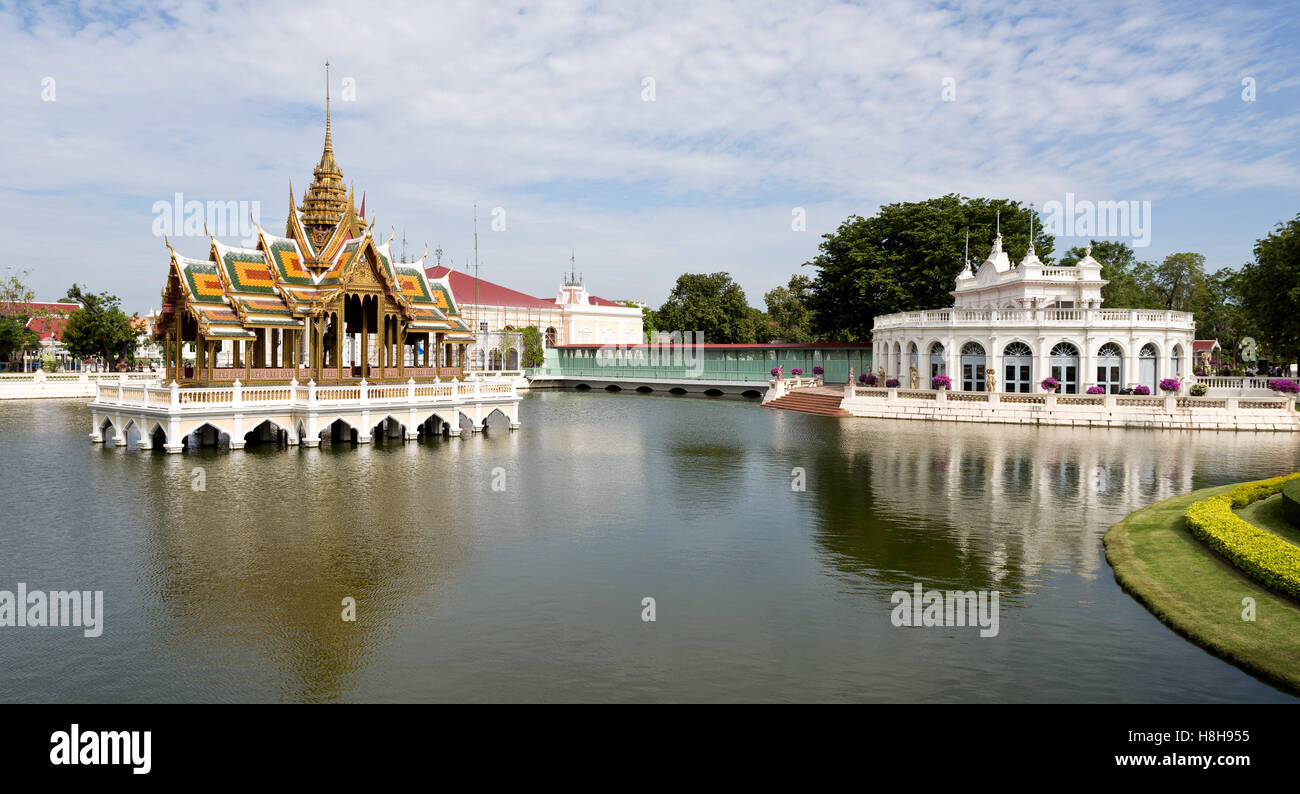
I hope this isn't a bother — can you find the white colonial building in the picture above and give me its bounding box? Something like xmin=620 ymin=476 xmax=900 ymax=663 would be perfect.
xmin=871 ymin=235 xmax=1195 ymax=394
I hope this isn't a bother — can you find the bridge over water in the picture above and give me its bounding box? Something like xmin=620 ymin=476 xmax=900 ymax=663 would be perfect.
xmin=526 ymin=343 xmax=873 ymax=396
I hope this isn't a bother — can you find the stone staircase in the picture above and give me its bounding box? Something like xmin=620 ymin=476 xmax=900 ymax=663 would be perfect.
xmin=762 ymin=388 xmax=851 ymax=417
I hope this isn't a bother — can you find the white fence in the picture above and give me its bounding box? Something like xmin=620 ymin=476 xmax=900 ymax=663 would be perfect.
xmin=0 ymin=371 xmax=159 ymax=400
xmin=91 ymin=376 xmax=519 ymax=413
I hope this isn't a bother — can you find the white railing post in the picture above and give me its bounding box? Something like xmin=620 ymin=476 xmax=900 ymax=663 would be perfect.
xmin=359 ymin=379 xmax=369 ymax=405
xmin=408 ymin=377 xmax=416 ymax=401
xmin=170 ymin=379 xmax=179 ymax=409
xmin=308 ymin=379 xmax=317 ymax=407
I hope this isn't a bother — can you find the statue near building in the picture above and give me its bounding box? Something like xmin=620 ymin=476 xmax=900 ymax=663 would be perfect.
xmin=909 ymin=365 xmax=918 ymax=390
xmin=985 ymin=367 xmax=996 ymax=392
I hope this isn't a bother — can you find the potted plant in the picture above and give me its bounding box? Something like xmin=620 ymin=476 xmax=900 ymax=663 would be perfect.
xmin=859 ymin=373 xmax=876 ymax=386
xmin=1269 ymin=379 xmax=1300 ymax=394
xmin=885 ymin=377 xmax=900 ymax=388
xmin=1132 ymin=385 xmax=1151 ymax=395
xmin=1159 ymin=378 xmax=1181 ymax=394
xmin=770 ymin=366 xmax=782 ymax=378
xmin=1086 ymin=385 xmax=1105 ymax=395
xmin=812 ymin=365 xmax=824 ymax=376
xmin=931 ymin=373 xmax=952 ymax=390
xmin=791 ymin=367 xmax=804 ymax=377
xmin=1040 ymin=377 xmax=1060 ymax=393
xmin=1189 ymin=382 xmax=1208 ymax=397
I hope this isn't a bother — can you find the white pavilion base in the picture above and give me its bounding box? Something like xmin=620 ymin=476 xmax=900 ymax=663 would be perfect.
xmin=840 ymin=387 xmax=1300 ymax=432
xmin=88 ymin=375 xmax=522 ymax=453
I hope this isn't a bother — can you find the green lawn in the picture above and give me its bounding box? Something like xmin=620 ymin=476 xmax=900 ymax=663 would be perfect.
xmin=1104 ymin=485 xmax=1300 ymax=694
xmin=1236 ymin=494 xmax=1300 ymax=548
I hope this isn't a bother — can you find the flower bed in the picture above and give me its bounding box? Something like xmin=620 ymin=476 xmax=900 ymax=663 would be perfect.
xmin=1183 ymin=473 xmax=1300 ymax=599
xmin=1269 ymin=379 xmax=1299 ymax=394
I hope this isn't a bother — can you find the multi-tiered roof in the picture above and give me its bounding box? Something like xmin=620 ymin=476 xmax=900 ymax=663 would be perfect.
xmin=158 ymin=74 xmax=474 ymax=346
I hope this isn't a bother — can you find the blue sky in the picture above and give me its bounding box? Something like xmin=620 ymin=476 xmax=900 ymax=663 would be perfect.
xmin=3 ymin=0 xmax=1299 ymax=311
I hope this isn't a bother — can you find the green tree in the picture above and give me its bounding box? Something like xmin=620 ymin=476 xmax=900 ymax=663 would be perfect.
xmin=0 ymin=267 xmax=41 ymax=369
xmin=764 ymin=274 xmax=815 ymax=343
xmin=654 ymin=272 xmax=757 ymax=343
xmin=1058 ymin=241 xmax=1155 ymax=308
xmin=1196 ymin=267 xmax=1254 ymax=357
xmin=61 ymin=285 xmax=138 ymax=367
xmin=806 ymin=195 xmax=1051 ymax=341
xmin=1239 ymin=214 xmax=1300 ymax=369
xmin=520 ymin=325 xmax=545 ymax=368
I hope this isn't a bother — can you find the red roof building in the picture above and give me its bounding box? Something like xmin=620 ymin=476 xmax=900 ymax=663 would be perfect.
xmin=424 ymin=264 xmax=643 ymax=348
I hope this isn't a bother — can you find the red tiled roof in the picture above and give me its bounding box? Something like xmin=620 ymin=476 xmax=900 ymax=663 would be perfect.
xmin=425 ymin=265 xmax=556 ymax=309
xmin=26 ymin=315 xmax=69 ymax=341
xmin=1192 ymin=340 xmax=1220 ymax=352
xmin=1 ymin=301 xmax=80 ymax=317
xmin=424 ymin=265 xmax=627 ymax=310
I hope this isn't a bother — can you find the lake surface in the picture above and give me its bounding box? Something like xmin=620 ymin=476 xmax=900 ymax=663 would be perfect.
xmin=1 ymin=392 xmax=1297 ymax=702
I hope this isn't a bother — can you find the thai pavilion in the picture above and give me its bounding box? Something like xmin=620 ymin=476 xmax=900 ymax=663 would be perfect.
xmin=90 ymin=79 xmax=521 ymax=452
xmin=157 ymin=107 xmax=475 ymax=384
xmin=870 ymin=232 xmax=1196 ymax=395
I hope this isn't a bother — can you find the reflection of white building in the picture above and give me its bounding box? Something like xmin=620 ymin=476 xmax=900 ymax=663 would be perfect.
xmin=871 ymin=236 xmax=1196 ymax=394
xmin=424 ymin=265 xmax=643 ymax=351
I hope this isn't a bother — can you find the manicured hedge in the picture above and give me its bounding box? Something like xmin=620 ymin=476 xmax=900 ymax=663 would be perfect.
xmin=1184 ymin=473 xmax=1300 ymax=599
xmin=1284 ymin=478 xmax=1300 ymax=529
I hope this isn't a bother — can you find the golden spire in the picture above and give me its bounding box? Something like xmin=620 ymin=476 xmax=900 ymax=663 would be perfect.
xmin=300 ymin=59 xmax=347 ymax=233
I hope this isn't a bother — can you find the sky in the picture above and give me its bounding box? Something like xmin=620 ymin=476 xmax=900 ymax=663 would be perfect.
xmin=3 ymin=0 xmax=1299 ymax=312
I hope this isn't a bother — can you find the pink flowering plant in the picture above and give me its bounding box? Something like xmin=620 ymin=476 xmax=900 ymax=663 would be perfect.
xmin=791 ymin=367 xmax=803 ymax=376
xmin=1270 ymin=379 xmax=1300 ymax=394
xmin=931 ymin=374 xmax=952 ymax=390
xmin=1086 ymin=385 xmax=1105 ymax=395
xmin=1132 ymin=385 xmax=1151 ymax=395
xmin=1159 ymin=378 xmax=1181 ymax=393
xmin=885 ymin=377 xmax=900 ymax=388
xmin=859 ymin=373 xmax=876 ymax=385
xmin=812 ymin=365 xmax=824 ymax=375
xmin=1040 ymin=377 xmax=1060 ymax=392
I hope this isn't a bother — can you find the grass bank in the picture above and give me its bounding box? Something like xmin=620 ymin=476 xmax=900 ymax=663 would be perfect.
xmin=1104 ymin=484 xmax=1300 ymax=694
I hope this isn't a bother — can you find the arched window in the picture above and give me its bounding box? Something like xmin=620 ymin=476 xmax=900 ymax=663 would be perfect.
xmin=1097 ymin=343 xmax=1123 ymax=393
xmin=1049 ymin=342 xmax=1080 ymax=394
xmin=928 ymin=342 xmax=945 ymax=379
xmin=1003 ymin=342 xmax=1033 ymax=392
xmin=960 ymin=342 xmax=986 ymax=391
xmin=1171 ymin=344 xmax=1183 ymax=377
xmin=1139 ymin=343 xmax=1158 ymax=392
xmin=892 ymin=341 xmax=902 ymax=376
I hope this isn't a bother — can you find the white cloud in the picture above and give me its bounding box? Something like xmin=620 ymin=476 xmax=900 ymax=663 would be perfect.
xmin=1 ymin=0 xmax=1296 ymax=309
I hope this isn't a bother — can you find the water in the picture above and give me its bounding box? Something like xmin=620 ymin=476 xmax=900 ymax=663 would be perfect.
xmin=1 ymin=392 xmax=1297 ymax=702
